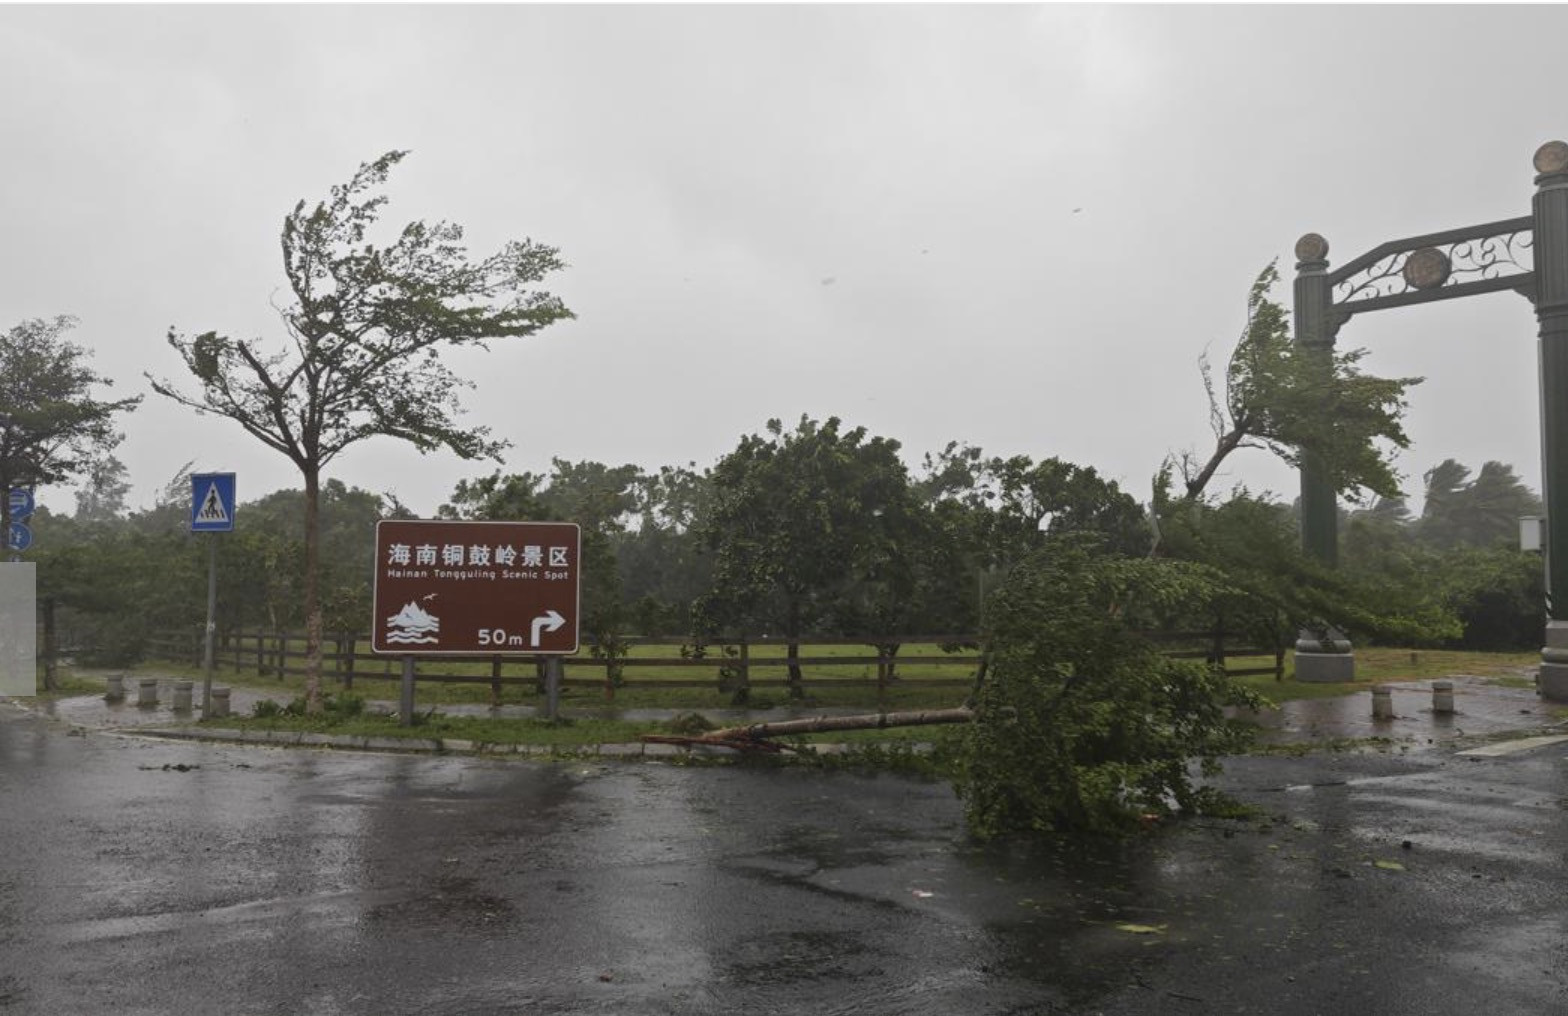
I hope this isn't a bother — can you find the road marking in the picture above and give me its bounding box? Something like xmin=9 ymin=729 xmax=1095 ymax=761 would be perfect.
xmin=1456 ymin=734 xmax=1568 ymax=757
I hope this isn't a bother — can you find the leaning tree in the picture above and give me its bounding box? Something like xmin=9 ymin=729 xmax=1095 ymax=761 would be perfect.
xmin=150 ymin=151 xmax=572 ymax=711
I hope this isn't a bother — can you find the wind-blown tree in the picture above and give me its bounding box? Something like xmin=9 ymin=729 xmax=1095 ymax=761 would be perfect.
xmin=72 ymin=453 xmax=132 ymax=525
xmin=440 ymin=461 xmax=637 ymax=651
xmin=695 ymin=416 xmax=918 ymax=697
xmin=1 ymin=316 xmax=141 ymax=547
xmin=986 ymin=454 xmax=1150 ymax=564
xmin=618 ymin=463 xmax=715 ymax=634
xmin=150 ymin=151 xmax=572 ymax=711
xmin=1418 ymin=459 xmax=1542 ymax=550
xmin=1179 ymin=263 xmax=1420 ymax=505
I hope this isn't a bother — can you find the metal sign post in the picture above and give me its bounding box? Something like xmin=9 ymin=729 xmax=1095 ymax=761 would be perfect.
xmin=401 ymin=655 xmax=416 ymax=727
xmin=190 ymin=473 xmax=236 ymax=715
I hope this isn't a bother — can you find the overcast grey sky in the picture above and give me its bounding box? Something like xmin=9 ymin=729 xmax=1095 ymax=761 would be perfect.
xmin=3 ymin=4 xmax=1563 ymax=518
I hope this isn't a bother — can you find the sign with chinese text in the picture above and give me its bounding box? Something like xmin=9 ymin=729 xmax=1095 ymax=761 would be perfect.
xmin=371 ymin=519 xmax=581 ymax=655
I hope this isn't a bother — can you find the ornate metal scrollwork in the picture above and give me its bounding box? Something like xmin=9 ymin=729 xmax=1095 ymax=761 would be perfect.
xmin=1332 ymin=218 xmax=1534 ymax=307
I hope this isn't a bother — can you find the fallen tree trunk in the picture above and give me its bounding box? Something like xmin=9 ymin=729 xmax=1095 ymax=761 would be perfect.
xmin=641 ymin=707 xmax=975 ymax=751
xmin=709 ymin=707 xmax=974 ymax=741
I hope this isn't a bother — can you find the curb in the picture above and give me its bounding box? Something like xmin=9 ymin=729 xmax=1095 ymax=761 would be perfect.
xmin=122 ymin=725 xmax=844 ymax=759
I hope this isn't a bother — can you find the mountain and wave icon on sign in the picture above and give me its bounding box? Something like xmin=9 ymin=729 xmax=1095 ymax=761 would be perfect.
xmin=385 ymin=601 xmax=440 ymax=644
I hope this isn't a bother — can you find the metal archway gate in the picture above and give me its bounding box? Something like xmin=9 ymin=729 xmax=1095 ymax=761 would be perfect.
xmin=1292 ymin=140 xmax=1568 ymax=697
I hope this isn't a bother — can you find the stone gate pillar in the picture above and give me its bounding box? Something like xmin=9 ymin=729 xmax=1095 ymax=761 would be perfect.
xmin=1533 ymin=141 xmax=1568 ymax=699
xmin=1293 ymin=232 xmax=1354 ymax=681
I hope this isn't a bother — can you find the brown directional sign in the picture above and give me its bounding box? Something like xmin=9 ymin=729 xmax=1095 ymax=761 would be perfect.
xmin=371 ymin=519 xmax=580 ymax=655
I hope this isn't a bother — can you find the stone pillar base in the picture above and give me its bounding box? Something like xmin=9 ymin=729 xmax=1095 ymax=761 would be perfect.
xmin=1294 ymin=625 xmax=1354 ymax=683
xmin=1538 ymin=662 xmax=1568 ymax=701
xmin=1294 ymin=651 xmax=1355 ymax=683
xmin=1540 ymin=620 xmax=1568 ymax=702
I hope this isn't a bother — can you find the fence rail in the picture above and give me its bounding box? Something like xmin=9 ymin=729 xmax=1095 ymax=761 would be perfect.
xmin=142 ymin=626 xmax=1285 ymax=700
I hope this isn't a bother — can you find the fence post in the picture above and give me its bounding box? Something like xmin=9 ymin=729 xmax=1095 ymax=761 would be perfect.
xmin=343 ymin=634 xmax=356 ymax=692
xmin=255 ymin=628 xmax=265 ymax=676
xmin=490 ymin=656 xmax=503 ymax=708
xmin=739 ymin=639 xmax=751 ymax=701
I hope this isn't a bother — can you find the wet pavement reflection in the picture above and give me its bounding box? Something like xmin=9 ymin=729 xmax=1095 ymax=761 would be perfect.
xmin=4 ymin=697 xmax=1568 ymax=1014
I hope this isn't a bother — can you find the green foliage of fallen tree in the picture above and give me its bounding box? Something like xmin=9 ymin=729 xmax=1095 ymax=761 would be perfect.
xmin=954 ymin=535 xmax=1265 ymax=839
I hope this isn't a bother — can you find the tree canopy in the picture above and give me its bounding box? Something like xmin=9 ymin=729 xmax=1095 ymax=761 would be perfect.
xmin=1 ymin=316 xmax=140 ymax=540
xmin=1181 ymin=263 xmax=1421 ymax=504
xmin=149 ymin=151 xmax=572 ymax=710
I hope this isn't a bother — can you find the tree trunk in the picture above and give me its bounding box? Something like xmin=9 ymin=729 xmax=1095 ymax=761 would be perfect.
xmin=42 ymin=596 xmax=58 ymax=692
xmin=1185 ymin=428 xmax=1246 ymax=501
xmin=698 ymin=707 xmax=974 ymax=744
xmin=786 ymin=638 xmax=804 ymax=697
xmin=785 ymin=600 xmax=804 ymax=698
xmin=303 ymin=465 xmax=324 ymax=713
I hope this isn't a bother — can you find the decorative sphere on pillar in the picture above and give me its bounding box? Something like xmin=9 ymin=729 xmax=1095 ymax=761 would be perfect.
xmin=1295 ymin=233 xmax=1329 ymax=263
xmin=1535 ymin=141 xmax=1568 ymax=176
xmin=1403 ymin=247 xmax=1452 ymax=290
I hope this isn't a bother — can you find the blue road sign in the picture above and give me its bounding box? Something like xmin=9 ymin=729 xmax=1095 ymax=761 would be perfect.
xmin=7 ymin=522 xmax=31 ymax=552
xmin=191 ymin=473 xmax=237 ymax=532
xmin=8 ymin=488 xmax=33 ymax=521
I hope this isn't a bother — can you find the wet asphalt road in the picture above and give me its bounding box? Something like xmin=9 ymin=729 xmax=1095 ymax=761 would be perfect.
xmin=3 ymin=705 xmax=1568 ymax=1015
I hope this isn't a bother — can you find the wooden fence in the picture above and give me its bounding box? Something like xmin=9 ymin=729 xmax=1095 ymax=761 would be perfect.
xmin=143 ymin=626 xmax=1284 ymax=700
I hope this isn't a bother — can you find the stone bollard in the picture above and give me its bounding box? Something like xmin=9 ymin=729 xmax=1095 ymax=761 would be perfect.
xmin=172 ymin=680 xmax=193 ymax=713
xmin=209 ymin=687 xmax=231 ymax=719
xmin=137 ymin=678 xmax=159 ymax=708
xmin=1371 ymin=684 xmax=1394 ymax=721
xmin=1432 ymin=680 xmax=1455 ymax=715
xmin=104 ymin=674 xmax=125 ymax=701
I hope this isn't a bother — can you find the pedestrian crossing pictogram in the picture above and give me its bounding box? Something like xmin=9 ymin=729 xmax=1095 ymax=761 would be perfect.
xmin=197 ymin=483 xmax=228 ymax=523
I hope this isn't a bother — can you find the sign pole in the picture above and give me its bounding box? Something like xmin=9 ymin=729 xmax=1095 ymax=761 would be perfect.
xmin=189 ymin=472 xmax=236 ymax=713
xmin=545 ymin=656 xmax=562 ymax=722
xmin=202 ymin=532 xmax=217 ymax=714
xmin=400 ymin=655 xmax=415 ymax=727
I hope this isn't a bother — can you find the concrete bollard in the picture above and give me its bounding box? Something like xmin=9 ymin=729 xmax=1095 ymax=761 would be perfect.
xmin=104 ymin=674 xmax=125 ymax=701
xmin=209 ymin=686 xmax=231 ymax=719
xmin=172 ymin=680 xmax=193 ymax=713
xmin=1371 ymin=684 xmax=1394 ymax=721
xmin=137 ymin=678 xmax=159 ymax=708
xmin=1432 ymin=680 xmax=1455 ymax=715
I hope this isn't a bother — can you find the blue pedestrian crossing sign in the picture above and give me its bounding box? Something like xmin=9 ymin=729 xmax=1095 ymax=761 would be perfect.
xmin=191 ymin=473 xmax=237 ymax=532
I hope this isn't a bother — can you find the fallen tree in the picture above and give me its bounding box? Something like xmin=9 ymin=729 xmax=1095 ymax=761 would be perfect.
xmin=641 ymin=706 xmax=974 ymax=752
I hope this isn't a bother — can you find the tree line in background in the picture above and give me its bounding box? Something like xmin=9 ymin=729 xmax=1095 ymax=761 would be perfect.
xmin=24 ymin=436 xmax=1545 ymax=668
